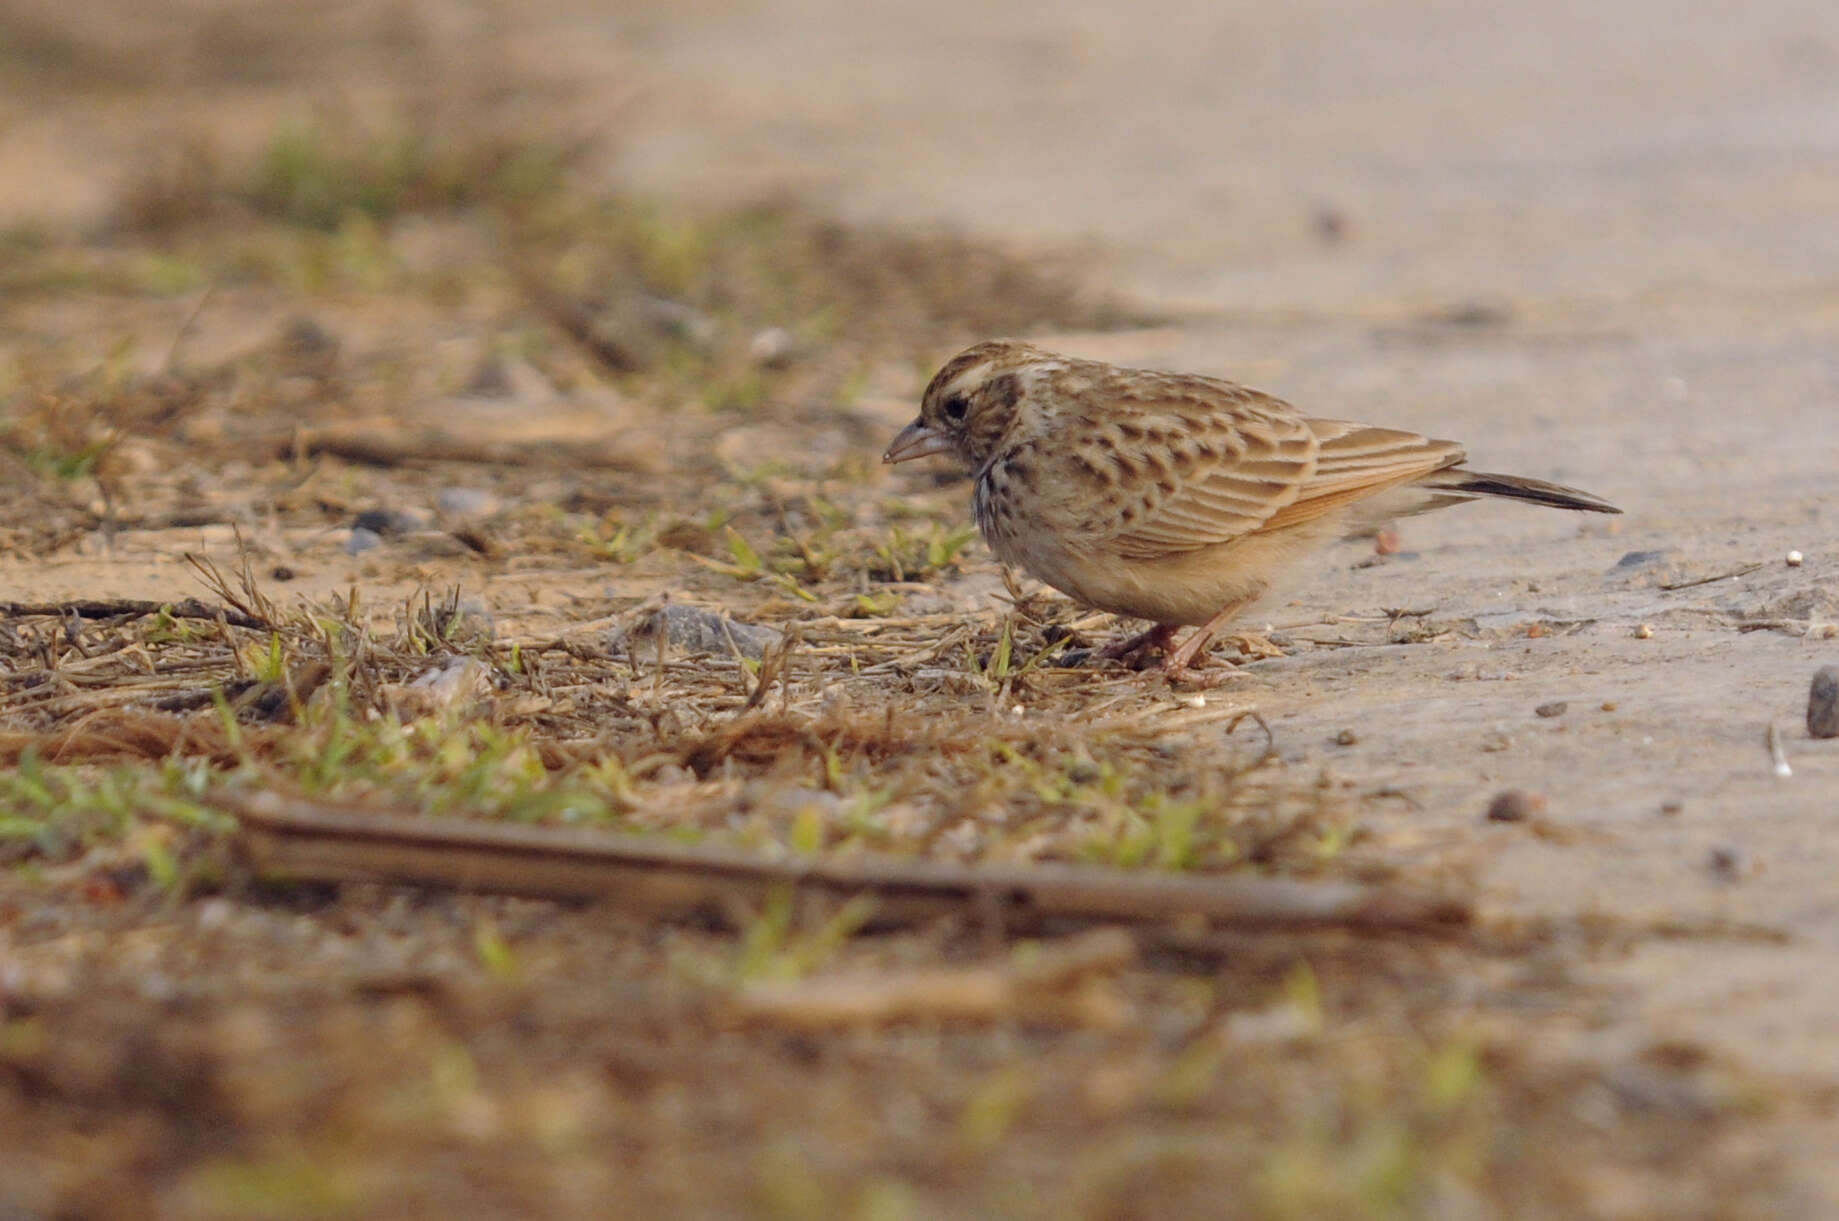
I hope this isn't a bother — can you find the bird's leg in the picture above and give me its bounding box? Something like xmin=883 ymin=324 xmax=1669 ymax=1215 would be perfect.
xmin=1098 ymin=622 xmax=1179 ymax=663
xmin=1161 ymin=597 xmax=1255 ymax=681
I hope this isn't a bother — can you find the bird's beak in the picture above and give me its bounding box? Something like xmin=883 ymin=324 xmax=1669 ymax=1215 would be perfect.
xmin=882 ymin=420 xmax=956 ymax=464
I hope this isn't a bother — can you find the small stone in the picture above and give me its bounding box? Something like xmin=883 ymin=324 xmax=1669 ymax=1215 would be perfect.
xmin=1808 ymin=666 xmax=1839 ymax=739
xmin=1600 ymin=700 xmax=1618 ymax=712
xmin=270 ymin=565 xmax=298 ymax=582
xmin=275 ymin=315 xmax=340 ymax=377
xmin=1335 ymin=729 xmax=1358 ymax=746
xmin=1312 ymin=206 xmax=1350 ymax=244
xmin=384 ymin=656 xmax=490 ymax=718
xmin=1786 ymin=550 xmax=1804 ymax=567
xmin=1706 ymin=843 xmax=1747 ymax=881
xmin=1535 ymin=700 xmax=1568 ymax=719
xmin=441 ymin=599 xmax=497 ymax=646
xmin=1659 ymin=800 xmax=1684 ymax=816
xmin=1486 ymin=789 xmax=1543 ymax=823
xmin=620 ymin=604 xmax=783 ymax=661
xmin=353 ymin=508 xmax=427 ymax=537
xmin=346 ymin=527 xmax=384 ymax=556
xmin=437 ymin=487 xmax=498 ymax=520
xmin=748 ymin=326 xmax=796 ymax=368
xmin=461 ymin=352 xmax=514 ymax=399
xmin=1634 ymin=624 xmax=1654 ymax=639
xmin=1614 ymin=550 xmax=1668 ymax=570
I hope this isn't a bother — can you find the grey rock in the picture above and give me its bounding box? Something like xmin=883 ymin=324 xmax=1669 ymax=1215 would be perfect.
xmin=1614 ymin=550 xmax=1669 ymax=570
xmin=437 ymin=487 xmax=498 ymax=519
xmin=619 ymin=604 xmax=783 ymax=661
xmin=1809 ymin=665 xmax=1839 ymax=739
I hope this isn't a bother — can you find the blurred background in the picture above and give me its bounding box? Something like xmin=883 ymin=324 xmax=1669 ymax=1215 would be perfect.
xmin=7 ymin=0 xmax=1838 ymax=306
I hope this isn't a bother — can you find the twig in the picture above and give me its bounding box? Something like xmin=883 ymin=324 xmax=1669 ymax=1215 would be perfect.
xmin=729 ymin=928 xmax=1137 ymax=1029
xmin=163 ymin=285 xmax=215 ymax=371
xmin=0 ymin=598 xmax=272 ymax=631
xmin=222 ymin=790 xmax=1471 ymax=933
xmin=1660 ymin=562 xmax=1763 ymax=591
xmin=1766 ymin=722 xmax=1792 ymax=779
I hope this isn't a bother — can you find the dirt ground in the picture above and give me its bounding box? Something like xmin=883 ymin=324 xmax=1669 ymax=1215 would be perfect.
xmin=3 ymin=1 xmax=1839 ymax=1217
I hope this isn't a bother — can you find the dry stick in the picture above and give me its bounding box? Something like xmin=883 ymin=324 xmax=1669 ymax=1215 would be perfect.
xmin=0 ymin=598 xmax=272 ymax=631
xmin=1659 ymin=562 xmax=1764 ymax=591
xmin=730 ymin=927 xmax=1138 ymax=1030
xmin=224 ymin=791 xmax=1471 ymax=934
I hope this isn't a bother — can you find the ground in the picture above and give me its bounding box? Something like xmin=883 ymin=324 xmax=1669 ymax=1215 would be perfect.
xmin=2 ymin=1 xmax=1838 ymax=1217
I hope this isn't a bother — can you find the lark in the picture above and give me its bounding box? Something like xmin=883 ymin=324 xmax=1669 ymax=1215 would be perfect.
xmin=884 ymin=340 xmax=1619 ymax=680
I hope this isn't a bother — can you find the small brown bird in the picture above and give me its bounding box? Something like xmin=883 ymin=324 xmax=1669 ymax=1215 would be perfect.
xmin=884 ymin=340 xmax=1620 ymax=679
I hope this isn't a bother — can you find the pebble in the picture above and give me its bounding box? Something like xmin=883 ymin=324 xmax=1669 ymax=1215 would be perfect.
xmin=1706 ymin=843 xmax=1748 ymax=881
xmin=620 ymin=604 xmax=783 ymax=661
xmin=345 ymin=527 xmax=384 ymax=556
xmin=1808 ymin=666 xmax=1839 ymax=739
xmin=1334 ymin=729 xmax=1358 ymax=746
xmin=1786 ymin=550 xmax=1804 ymax=567
xmin=1634 ymin=624 xmax=1654 ymax=639
xmin=437 ymin=487 xmax=499 ymax=520
xmin=748 ymin=326 xmax=797 ymax=368
xmin=441 ymin=599 xmax=497 ymax=646
xmin=1486 ymin=789 xmax=1543 ymax=823
xmin=1534 ymin=700 xmax=1568 ymax=719
xmin=352 ymin=508 xmax=428 ymax=537
xmin=1614 ymin=550 xmax=1669 ymax=570
xmin=402 ymin=656 xmax=488 ymax=709
xmin=461 ymin=352 xmax=514 ymax=399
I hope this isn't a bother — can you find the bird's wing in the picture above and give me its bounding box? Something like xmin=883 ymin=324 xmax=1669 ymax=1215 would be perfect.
xmin=1256 ymin=420 xmax=1466 ymax=532
xmin=1075 ymin=384 xmax=1320 ymax=560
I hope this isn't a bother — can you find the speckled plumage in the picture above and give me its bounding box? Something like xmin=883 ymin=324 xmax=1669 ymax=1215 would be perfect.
xmin=884 ymin=340 xmax=1620 ymax=678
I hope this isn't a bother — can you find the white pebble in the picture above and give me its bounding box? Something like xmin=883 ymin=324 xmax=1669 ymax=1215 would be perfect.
xmin=1634 ymin=623 xmax=1654 ymax=639
xmin=1181 ymin=693 xmax=1206 ymax=708
xmin=1786 ymin=550 xmax=1804 ymax=567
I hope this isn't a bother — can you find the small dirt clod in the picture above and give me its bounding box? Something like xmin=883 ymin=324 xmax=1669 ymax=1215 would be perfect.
xmin=1486 ymin=789 xmax=1544 ymax=823
xmin=1534 ymin=701 xmax=1568 ymax=718
xmin=1707 ymin=843 xmax=1749 ymax=880
xmin=1808 ymin=666 xmax=1839 ymax=739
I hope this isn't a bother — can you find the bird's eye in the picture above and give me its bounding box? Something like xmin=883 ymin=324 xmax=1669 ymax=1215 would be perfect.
xmin=942 ymin=393 xmax=970 ymax=423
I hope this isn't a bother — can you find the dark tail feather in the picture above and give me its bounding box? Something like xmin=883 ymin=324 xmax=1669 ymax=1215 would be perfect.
xmin=1417 ymin=469 xmax=1621 ymax=514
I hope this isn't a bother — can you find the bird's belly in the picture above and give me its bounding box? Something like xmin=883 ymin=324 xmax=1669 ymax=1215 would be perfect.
xmin=990 ymin=532 xmax=1274 ymax=626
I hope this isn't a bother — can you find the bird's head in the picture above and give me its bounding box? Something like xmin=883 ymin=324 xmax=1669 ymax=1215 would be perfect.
xmin=883 ymin=339 xmax=1047 ymax=471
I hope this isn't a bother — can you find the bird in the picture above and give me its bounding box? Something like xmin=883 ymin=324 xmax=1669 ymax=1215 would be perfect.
xmin=883 ymin=339 xmax=1620 ymax=680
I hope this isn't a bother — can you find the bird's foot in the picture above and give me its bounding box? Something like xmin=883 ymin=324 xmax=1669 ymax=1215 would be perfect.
xmin=1158 ymin=654 xmax=1241 ymax=686
xmin=1098 ymin=623 xmax=1179 ymax=664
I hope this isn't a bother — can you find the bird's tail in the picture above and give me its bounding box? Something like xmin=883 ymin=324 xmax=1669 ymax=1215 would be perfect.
xmin=1413 ymin=469 xmax=1621 ymax=515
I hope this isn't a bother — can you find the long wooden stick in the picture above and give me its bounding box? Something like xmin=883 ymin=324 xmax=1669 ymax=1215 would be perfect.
xmin=0 ymin=598 xmax=272 ymax=631
xmin=224 ymin=791 xmax=1470 ymax=933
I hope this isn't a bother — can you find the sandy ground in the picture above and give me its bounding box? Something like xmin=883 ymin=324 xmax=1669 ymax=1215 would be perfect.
xmin=4 ymin=0 xmax=1839 ymax=1213
xmin=601 ymin=0 xmax=1839 ymax=1197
